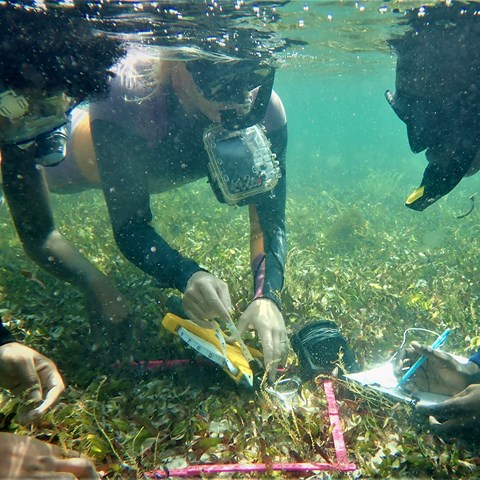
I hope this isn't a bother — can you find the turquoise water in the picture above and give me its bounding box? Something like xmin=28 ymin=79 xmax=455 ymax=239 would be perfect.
xmin=279 ymin=0 xmax=478 ymax=218
xmin=279 ymin=66 xmax=413 ymax=179
xmin=272 ymin=0 xmax=423 ymax=202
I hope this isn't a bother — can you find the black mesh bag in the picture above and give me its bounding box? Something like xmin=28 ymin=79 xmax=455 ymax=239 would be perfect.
xmin=291 ymin=320 xmax=359 ymax=380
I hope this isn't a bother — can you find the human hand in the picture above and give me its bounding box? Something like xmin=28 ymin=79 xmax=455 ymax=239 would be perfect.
xmin=416 ymin=384 xmax=480 ymax=436
xmin=395 ymin=341 xmax=479 ymax=396
xmin=237 ymin=298 xmax=288 ymax=383
xmin=183 ymin=271 xmax=232 ymax=326
xmin=0 ymin=432 xmax=98 ymax=479
xmin=0 ymin=343 xmax=64 ymax=424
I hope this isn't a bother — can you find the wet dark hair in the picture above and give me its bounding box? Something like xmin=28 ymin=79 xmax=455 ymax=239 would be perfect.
xmin=0 ymin=2 xmax=126 ymax=101
xmin=390 ymin=2 xmax=480 ymax=53
xmin=388 ymin=2 xmax=480 ymax=96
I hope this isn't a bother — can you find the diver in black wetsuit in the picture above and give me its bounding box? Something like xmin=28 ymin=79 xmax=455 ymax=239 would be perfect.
xmin=386 ymin=2 xmax=480 ymax=212
xmin=389 ymin=3 xmax=480 ymax=436
xmin=42 ymin=48 xmax=289 ymax=380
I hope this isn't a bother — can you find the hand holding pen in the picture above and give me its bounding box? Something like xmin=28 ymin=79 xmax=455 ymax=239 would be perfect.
xmin=397 ymin=329 xmax=451 ymax=388
xmin=393 ymin=329 xmax=480 ymax=436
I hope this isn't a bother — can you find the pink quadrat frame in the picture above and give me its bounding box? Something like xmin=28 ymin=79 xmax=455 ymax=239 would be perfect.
xmin=144 ymin=380 xmax=356 ymax=478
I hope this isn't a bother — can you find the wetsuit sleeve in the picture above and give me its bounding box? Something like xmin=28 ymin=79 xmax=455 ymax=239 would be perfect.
xmin=469 ymin=348 xmax=480 ymax=367
xmin=90 ymin=119 xmax=204 ymax=292
xmin=0 ymin=320 xmax=15 ymax=347
xmin=249 ymin=124 xmax=287 ymax=310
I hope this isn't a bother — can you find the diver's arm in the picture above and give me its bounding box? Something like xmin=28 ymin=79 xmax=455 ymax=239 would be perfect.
xmin=1 ymin=144 xmax=126 ymax=323
xmin=237 ymin=124 xmax=287 ymax=382
xmin=469 ymin=347 xmax=480 ymax=369
xmin=90 ymin=120 xmax=203 ymax=292
xmin=249 ymin=124 xmax=287 ymax=308
xmin=2 ymin=144 xmax=108 ymax=288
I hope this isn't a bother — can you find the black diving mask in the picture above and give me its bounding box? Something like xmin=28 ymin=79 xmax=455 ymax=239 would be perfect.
xmin=187 ymin=59 xmax=275 ymax=130
xmin=203 ymin=124 xmax=281 ymax=206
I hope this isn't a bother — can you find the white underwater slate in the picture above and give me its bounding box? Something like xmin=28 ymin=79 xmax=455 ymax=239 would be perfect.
xmin=344 ymin=358 xmax=467 ymax=407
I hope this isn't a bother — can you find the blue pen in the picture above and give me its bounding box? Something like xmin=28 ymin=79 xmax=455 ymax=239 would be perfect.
xmin=397 ymin=328 xmax=451 ymax=388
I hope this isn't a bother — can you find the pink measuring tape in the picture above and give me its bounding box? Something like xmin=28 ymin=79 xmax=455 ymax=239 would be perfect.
xmin=143 ymin=380 xmax=356 ymax=478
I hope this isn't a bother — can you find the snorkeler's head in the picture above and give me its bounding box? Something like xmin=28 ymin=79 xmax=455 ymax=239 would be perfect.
xmin=387 ymin=2 xmax=480 ymax=211
xmin=0 ymin=2 xmax=125 ymax=144
xmin=77 ymin=0 xmax=288 ymax=129
xmin=186 ymin=58 xmax=276 ymax=130
xmin=0 ymin=2 xmax=125 ymax=102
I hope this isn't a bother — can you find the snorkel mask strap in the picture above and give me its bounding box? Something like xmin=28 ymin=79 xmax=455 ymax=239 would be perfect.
xmin=220 ymin=66 xmax=275 ymax=130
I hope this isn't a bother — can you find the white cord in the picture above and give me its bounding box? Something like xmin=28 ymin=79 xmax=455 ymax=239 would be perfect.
xmin=386 ymin=327 xmax=441 ymax=364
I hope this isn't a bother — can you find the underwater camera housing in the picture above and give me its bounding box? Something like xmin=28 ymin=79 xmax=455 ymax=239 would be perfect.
xmin=203 ymin=124 xmax=281 ymax=206
xmin=291 ymin=320 xmax=359 ymax=381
